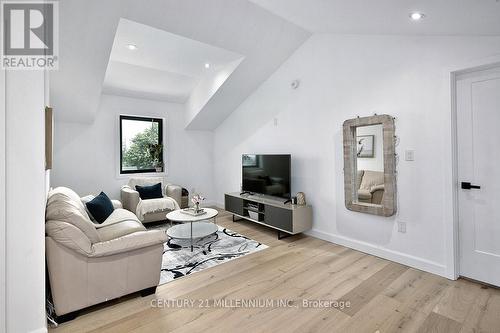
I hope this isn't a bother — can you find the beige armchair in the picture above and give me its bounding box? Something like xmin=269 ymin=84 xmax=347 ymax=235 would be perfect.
xmin=121 ymin=177 xmax=182 ymax=223
xmin=45 ymin=187 xmax=167 ymax=320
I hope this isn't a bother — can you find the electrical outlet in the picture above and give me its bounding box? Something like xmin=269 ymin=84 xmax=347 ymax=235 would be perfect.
xmin=405 ymin=150 xmax=415 ymax=161
xmin=397 ymin=221 xmax=407 ymax=233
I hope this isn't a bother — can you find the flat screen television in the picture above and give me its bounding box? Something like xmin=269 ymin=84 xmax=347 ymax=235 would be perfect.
xmin=242 ymin=154 xmax=291 ymax=199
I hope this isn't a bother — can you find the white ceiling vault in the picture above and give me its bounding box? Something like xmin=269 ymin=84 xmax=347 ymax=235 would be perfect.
xmin=50 ymin=0 xmax=310 ymax=129
xmin=249 ymin=0 xmax=500 ymax=35
xmin=103 ymin=19 xmax=244 ymax=104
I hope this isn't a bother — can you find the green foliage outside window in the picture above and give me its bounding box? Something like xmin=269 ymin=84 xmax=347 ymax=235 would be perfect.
xmin=122 ymin=123 xmax=160 ymax=170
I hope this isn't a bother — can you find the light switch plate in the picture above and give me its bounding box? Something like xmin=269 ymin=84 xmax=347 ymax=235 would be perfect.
xmin=397 ymin=221 xmax=407 ymax=233
xmin=405 ymin=150 xmax=415 ymax=161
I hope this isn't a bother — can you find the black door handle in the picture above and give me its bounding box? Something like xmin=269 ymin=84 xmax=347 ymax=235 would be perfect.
xmin=461 ymin=182 xmax=481 ymax=190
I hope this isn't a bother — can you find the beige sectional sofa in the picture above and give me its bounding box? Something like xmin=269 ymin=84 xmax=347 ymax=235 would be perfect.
xmin=45 ymin=187 xmax=167 ymax=319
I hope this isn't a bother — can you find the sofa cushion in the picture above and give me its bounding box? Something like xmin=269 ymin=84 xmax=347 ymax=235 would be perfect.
xmin=97 ymin=220 xmax=146 ymax=242
xmin=85 ymin=192 xmax=115 ymax=223
xmin=135 ymin=183 xmax=163 ymax=200
xmin=95 ymin=208 xmax=145 ymax=241
xmin=359 ymin=170 xmax=384 ymax=191
xmin=46 ymin=187 xmax=100 ymax=243
xmin=96 ymin=208 xmax=140 ymax=229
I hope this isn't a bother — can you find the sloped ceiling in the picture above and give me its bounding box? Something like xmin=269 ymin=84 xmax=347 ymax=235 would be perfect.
xmin=249 ymin=0 xmax=500 ymax=35
xmin=50 ymin=0 xmax=311 ymax=129
xmin=102 ymin=19 xmax=244 ymax=104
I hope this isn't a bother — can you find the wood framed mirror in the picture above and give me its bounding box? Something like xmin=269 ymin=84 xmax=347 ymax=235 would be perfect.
xmin=343 ymin=114 xmax=396 ymax=216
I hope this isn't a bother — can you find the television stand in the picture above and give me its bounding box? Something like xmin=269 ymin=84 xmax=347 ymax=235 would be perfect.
xmin=224 ymin=192 xmax=312 ymax=239
xmin=277 ymin=230 xmax=293 ymax=240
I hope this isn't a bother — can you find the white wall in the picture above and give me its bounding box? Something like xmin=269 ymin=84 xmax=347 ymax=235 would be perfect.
xmin=52 ymin=95 xmax=215 ymax=202
xmin=5 ymin=71 xmax=47 ymax=333
xmin=357 ymin=124 xmax=383 ymax=172
xmin=213 ymin=34 xmax=500 ymax=278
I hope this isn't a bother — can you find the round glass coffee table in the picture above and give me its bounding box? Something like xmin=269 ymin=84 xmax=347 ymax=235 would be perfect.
xmin=166 ymin=208 xmax=219 ymax=252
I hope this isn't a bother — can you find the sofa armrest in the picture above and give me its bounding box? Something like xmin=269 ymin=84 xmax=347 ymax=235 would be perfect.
xmin=370 ymin=184 xmax=385 ymax=193
xmin=90 ymin=230 xmax=167 ymax=257
xmin=121 ymin=186 xmax=140 ymax=213
xmin=165 ymin=184 xmax=182 ymax=207
xmin=46 ymin=220 xmax=93 ymax=256
xmin=111 ymin=199 xmax=123 ymax=209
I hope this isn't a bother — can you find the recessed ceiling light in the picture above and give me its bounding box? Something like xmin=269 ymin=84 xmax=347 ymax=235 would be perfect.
xmin=126 ymin=44 xmax=138 ymax=50
xmin=409 ymin=12 xmax=425 ymax=21
xmin=204 ymin=63 xmax=210 ymax=69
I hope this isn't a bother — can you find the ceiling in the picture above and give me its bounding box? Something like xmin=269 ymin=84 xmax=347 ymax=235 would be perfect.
xmin=50 ymin=0 xmax=310 ymax=128
xmin=51 ymin=0 xmax=500 ymax=129
xmin=103 ymin=19 xmax=244 ymax=103
xmin=249 ymin=0 xmax=500 ymax=35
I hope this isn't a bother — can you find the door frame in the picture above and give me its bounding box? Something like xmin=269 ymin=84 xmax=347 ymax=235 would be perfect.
xmin=448 ymin=55 xmax=500 ymax=280
xmin=0 ymin=69 xmax=5 ymax=333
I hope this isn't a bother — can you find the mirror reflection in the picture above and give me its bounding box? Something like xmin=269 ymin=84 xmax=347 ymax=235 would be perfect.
xmin=355 ymin=124 xmax=384 ymax=206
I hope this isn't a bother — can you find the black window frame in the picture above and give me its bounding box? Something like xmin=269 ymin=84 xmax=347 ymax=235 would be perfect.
xmin=119 ymin=115 xmax=163 ymax=174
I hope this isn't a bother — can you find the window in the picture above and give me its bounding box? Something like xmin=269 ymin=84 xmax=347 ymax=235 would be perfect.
xmin=120 ymin=115 xmax=163 ymax=174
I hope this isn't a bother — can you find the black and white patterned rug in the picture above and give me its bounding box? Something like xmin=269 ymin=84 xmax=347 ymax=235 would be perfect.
xmin=151 ymin=224 xmax=268 ymax=285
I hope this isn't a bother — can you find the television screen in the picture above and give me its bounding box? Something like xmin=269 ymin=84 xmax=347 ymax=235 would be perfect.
xmin=242 ymin=154 xmax=291 ymax=199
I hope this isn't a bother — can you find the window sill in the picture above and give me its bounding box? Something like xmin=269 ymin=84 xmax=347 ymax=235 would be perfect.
xmin=116 ymin=171 xmax=168 ymax=180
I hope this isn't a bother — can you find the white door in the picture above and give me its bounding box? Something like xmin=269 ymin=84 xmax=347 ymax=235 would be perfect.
xmin=457 ymin=66 xmax=500 ymax=286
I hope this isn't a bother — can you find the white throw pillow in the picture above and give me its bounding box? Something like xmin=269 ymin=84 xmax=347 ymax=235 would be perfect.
xmin=80 ymin=194 xmax=97 ymax=222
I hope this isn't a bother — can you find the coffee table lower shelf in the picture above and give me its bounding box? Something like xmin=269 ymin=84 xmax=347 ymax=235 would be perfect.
xmin=166 ymin=222 xmax=218 ymax=252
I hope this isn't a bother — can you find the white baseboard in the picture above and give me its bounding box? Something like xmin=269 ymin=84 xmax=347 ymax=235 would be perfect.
xmin=30 ymin=327 xmax=47 ymax=333
xmin=215 ymin=202 xmax=449 ymax=278
xmin=305 ymin=229 xmax=449 ymax=278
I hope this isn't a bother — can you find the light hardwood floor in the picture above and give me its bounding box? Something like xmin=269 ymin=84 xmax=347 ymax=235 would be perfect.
xmin=50 ymin=209 xmax=500 ymax=333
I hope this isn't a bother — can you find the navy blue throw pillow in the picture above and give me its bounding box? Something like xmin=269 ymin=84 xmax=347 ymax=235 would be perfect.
xmin=85 ymin=192 xmax=114 ymax=224
xmin=135 ymin=183 xmax=163 ymax=200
